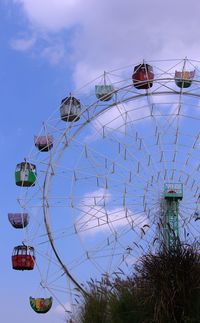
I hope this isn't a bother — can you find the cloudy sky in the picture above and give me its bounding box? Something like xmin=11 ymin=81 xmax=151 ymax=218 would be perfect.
xmin=1 ymin=0 xmax=200 ymax=322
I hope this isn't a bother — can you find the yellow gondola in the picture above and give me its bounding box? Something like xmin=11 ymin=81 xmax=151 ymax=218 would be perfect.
xmin=175 ymin=70 xmax=195 ymax=88
xmin=29 ymin=297 xmax=53 ymax=313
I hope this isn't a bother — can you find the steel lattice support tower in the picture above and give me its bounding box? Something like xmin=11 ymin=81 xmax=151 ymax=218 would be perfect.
xmin=163 ymin=183 xmax=183 ymax=249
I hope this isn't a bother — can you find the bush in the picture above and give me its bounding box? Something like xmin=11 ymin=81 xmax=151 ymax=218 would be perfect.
xmin=136 ymin=244 xmax=200 ymax=323
xmin=68 ymin=243 xmax=200 ymax=323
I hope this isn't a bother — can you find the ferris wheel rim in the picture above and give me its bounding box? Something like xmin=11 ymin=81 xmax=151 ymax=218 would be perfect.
xmin=41 ymin=73 xmax=200 ymax=292
xmin=12 ymin=59 xmax=200 ymax=314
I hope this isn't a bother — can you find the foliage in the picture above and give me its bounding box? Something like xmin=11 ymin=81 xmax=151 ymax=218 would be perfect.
xmin=136 ymin=244 xmax=200 ymax=323
xmin=68 ymin=243 xmax=200 ymax=323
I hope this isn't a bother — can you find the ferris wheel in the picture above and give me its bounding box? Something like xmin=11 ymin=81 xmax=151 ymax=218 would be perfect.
xmin=9 ymin=58 xmax=200 ymax=316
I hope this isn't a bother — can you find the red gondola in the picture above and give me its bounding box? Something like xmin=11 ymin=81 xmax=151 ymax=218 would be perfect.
xmin=132 ymin=63 xmax=154 ymax=89
xmin=34 ymin=135 xmax=53 ymax=152
xmin=8 ymin=213 xmax=29 ymax=229
xmin=12 ymin=245 xmax=35 ymax=270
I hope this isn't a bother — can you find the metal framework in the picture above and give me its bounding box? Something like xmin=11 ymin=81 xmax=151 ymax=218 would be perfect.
xmin=163 ymin=183 xmax=183 ymax=249
xmin=14 ymin=58 xmax=200 ymax=313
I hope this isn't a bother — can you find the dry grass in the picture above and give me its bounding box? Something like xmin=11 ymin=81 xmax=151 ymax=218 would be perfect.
xmin=68 ymin=243 xmax=200 ymax=323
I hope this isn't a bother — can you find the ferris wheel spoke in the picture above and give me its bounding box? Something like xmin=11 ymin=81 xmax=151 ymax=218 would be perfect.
xmin=14 ymin=58 xmax=200 ymax=313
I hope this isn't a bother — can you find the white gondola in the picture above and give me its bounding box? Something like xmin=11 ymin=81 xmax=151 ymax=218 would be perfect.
xmin=95 ymin=72 xmax=114 ymax=101
xmin=60 ymin=95 xmax=81 ymax=122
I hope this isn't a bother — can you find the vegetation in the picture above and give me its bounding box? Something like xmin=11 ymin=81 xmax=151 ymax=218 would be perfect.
xmin=68 ymin=243 xmax=200 ymax=323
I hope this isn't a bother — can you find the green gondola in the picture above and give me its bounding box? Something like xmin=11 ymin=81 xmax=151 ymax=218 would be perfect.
xmin=15 ymin=162 xmax=37 ymax=187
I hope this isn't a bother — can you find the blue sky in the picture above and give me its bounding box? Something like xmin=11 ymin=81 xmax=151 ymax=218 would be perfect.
xmin=2 ymin=0 xmax=200 ymax=322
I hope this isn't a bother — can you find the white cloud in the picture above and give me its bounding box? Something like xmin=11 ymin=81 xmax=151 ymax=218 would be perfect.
xmin=84 ymin=99 xmax=150 ymax=142
xmin=14 ymin=0 xmax=82 ymax=31
xmin=54 ymin=301 xmax=72 ymax=315
xmin=41 ymin=43 xmax=66 ymax=65
xmin=85 ymin=103 xmax=130 ymax=141
xmin=75 ymin=188 xmax=149 ymax=235
xmin=11 ymin=0 xmax=200 ymax=86
xmin=72 ymin=62 xmax=104 ymax=92
xmin=10 ymin=36 xmax=36 ymax=51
